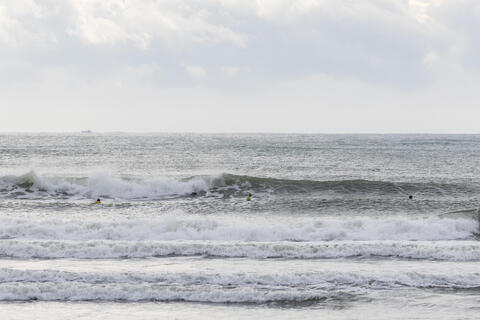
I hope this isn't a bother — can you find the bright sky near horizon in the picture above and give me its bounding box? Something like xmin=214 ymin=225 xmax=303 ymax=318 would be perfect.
xmin=1 ymin=0 xmax=479 ymax=133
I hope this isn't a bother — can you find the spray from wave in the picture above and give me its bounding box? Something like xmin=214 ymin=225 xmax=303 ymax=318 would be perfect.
xmin=0 ymin=171 xmax=217 ymax=200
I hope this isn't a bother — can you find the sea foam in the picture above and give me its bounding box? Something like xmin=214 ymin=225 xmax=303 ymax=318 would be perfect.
xmin=0 ymin=213 xmax=476 ymax=242
xmin=0 ymin=240 xmax=479 ymax=260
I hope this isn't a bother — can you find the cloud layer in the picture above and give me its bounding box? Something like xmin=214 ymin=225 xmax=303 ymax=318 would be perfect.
xmin=1 ymin=0 xmax=479 ymax=132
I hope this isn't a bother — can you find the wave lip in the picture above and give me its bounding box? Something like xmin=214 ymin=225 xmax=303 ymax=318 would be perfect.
xmin=1 ymin=240 xmax=480 ymax=261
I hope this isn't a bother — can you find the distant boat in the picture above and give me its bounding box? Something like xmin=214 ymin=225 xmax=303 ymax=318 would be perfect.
xmin=81 ymin=130 xmax=93 ymax=134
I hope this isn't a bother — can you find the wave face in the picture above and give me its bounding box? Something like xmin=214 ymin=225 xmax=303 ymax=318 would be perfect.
xmin=218 ymin=174 xmax=478 ymax=196
xmin=1 ymin=171 xmax=477 ymax=200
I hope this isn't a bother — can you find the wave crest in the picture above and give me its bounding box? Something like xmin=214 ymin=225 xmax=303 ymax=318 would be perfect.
xmin=0 ymin=171 xmax=215 ymax=200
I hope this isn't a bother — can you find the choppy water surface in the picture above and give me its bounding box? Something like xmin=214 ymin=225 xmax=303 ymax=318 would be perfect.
xmin=0 ymin=133 xmax=479 ymax=319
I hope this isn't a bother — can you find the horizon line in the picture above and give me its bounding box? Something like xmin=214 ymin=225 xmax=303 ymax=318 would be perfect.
xmin=1 ymin=131 xmax=480 ymax=135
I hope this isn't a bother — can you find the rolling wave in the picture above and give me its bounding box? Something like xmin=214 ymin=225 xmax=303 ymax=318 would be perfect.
xmin=1 ymin=240 xmax=479 ymax=260
xmin=0 ymin=170 xmax=476 ymax=200
xmin=0 ymin=266 xmax=478 ymax=302
xmin=0 ymin=171 xmax=215 ymax=200
xmin=0 ymin=213 xmax=476 ymax=242
xmin=0 ymin=282 xmax=347 ymax=303
xmin=1 ymin=267 xmax=479 ymax=289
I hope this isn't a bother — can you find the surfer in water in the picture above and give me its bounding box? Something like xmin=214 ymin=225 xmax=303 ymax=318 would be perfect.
xmin=94 ymin=198 xmax=101 ymax=205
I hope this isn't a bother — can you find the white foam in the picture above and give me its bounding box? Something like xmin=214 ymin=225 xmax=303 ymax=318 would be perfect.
xmin=0 ymin=282 xmax=337 ymax=303
xmin=0 ymin=213 xmax=476 ymax=242
xmin=1 ymin=266 xmax=479 ymax=288
xmin=0 ymin=240 xmax=479 ymax=260
xmin=85 ymin=171 xmax=214 ymax=199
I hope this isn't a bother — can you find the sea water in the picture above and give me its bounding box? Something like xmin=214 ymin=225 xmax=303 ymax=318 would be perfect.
xmin=0 ymin=133 xmax=479 ymax=319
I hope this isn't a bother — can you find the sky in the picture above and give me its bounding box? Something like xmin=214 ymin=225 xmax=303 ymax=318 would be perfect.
xmin=1 ymin=0 xmax=479 ymax=133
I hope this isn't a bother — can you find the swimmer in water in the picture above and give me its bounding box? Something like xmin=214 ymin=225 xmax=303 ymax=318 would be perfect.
xmin=94 ymin=198 xmax=101 ymax=204
xmin=246 ymin=193 xmax=252 ymax=201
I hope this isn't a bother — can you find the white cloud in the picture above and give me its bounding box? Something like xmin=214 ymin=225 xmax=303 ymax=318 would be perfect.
xmin=1 ymin=0 xmax=480 ymax=132
xmin=181 ymin=63 xmax=207 ymax=78
xmin=66 ymin=0 xmax=247 ymax=49
xmin=0 ymin=1 xmax=52 ymax=48
xmin=68 ymin=1 xmax=127 ymax=46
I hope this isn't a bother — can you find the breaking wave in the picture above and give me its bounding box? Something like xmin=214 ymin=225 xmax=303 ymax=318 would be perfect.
xmin=0 ymin=266 xmax=479 ymax=302
xmin=0 ymin=213 xmax=476 ymax=242
xmin=0 ymin=170 xmax=477 ymax=200
xmin=0 ymin=282 xmax=349 ymax=303
xmin=0 ymin=171 xmax=216 ymax=200
xmin=1 ymin=268 xmax=479 ymax=289
xmin=1 ymin=240 xmax=480 ymax=260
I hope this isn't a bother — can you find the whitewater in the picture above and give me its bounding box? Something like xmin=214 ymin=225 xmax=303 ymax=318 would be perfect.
xmin=0 ymin=133 xmax=480 ymax=319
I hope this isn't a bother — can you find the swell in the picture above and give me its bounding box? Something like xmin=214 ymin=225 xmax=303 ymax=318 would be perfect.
xmin=0 ymin=170 xmax=477 ymax=200
xmin=218 ymin=174 xmax=474 ymax=195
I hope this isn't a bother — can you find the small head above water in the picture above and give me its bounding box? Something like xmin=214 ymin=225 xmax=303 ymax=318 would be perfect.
xmin=409 ymin=195 xmax=413 ymax=199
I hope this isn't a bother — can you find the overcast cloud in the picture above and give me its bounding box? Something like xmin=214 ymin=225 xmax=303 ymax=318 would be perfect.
xmin=1 ymin=0 xmax=479 ymax=133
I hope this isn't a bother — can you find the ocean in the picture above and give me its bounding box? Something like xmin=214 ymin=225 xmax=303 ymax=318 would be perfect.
xmin=0 ymin=133 xmax=479 ymax=319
